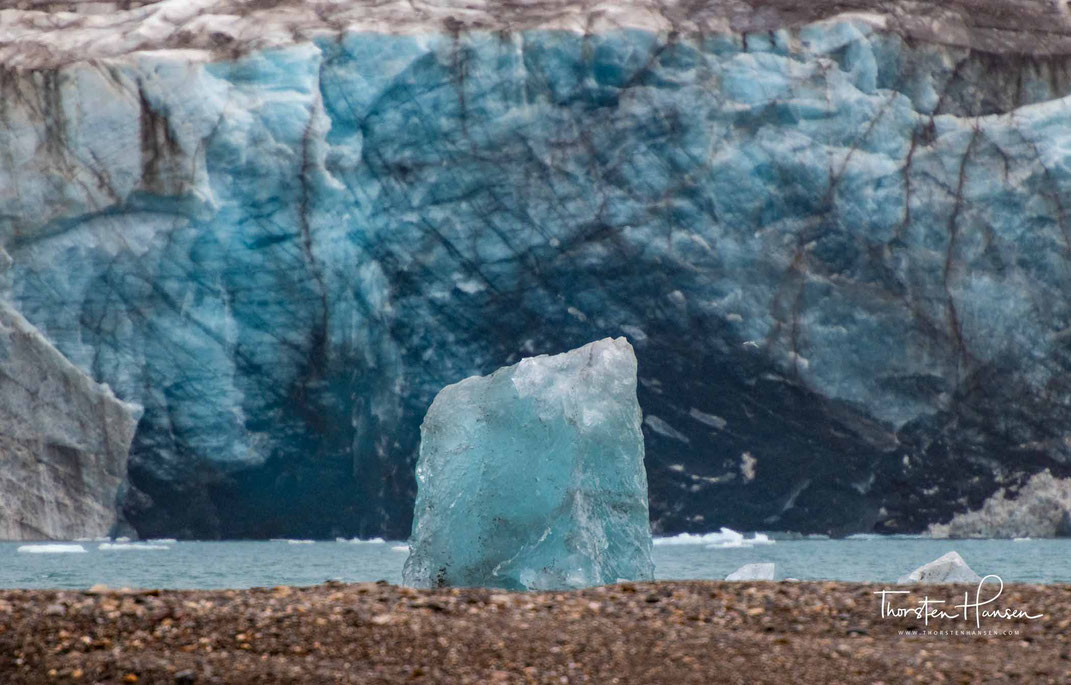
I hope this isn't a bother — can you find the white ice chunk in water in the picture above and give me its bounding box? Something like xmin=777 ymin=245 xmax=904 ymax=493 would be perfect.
xmin=403 ymin=338 xmax=653 ymax=590
xmin=98 ymin=543 xmax=170 ymax=551
xmin=897 ymin=551 xmax=983 ymax=584
xmin=653 ymin=527 xmax=774 ymax=548
xmin=17 ymin=544 xmax=87 ymax=554
xmin=726 ymin=563 xmax=776 ymax=581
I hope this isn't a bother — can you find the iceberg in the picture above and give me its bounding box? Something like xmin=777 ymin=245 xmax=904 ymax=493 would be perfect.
xmin=725 ymin=563 xmax=776 ymax=581
xmin=17 ymin=544 xmax=87 ymax=554
xmin=403 ymin=338 xmax=653 ymax=590
xmin=653 ymin=528 xmax=774 ymax=548
xmin=98 ymin=543 xmax=170 ymax=551
xmin=897 ymin=551 xmax=983 ymax=585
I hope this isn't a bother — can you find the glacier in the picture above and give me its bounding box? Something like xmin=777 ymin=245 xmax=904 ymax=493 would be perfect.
xmin=4 ymin=0 xmax=1071 ymax=538
xmin=0 ymin=302 xmax=141 ymax=541
xmin=403 ymin=337 xmax=653 ymax=590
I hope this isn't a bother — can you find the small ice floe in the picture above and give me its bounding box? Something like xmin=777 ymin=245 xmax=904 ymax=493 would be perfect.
xmin=391 ymin=545 xmax=410 ymax=553
xmin=726 ymin=563 xmax=776 ymax=581
xmin=688 ymin=407 xmax=727 ymax=431
xmin=644 ymin=415 xmax=690 ymax=444
xmin=335 ymin=537 xmax=386 ymax=544
xmin=17 ymin=544 xmax=87 ymax=554
xmin=98 ymin=543 xmax=170 ymax=551
xmin=653 ymin=527 xmax=774 ymax=549
xmin=148 ymin=538 xmax=178 ymax=544
xmin=897 ymin=551 xmax=983 ymax=584
xmin=1013 ymin=537 xmax=1033 ymax=543
xmin=707 ymin=531 xmax=773 ymax=549
xmin=270 ymin=539 xmax=316 ymax=544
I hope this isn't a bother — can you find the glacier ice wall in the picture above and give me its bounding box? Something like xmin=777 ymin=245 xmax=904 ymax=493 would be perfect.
xmin=0 ymin=302 xmax=141 ymax=540
xmin=5 ymin=1 xmax=1071 ymax=537
xmin=403 ymin=337 xmax=653 ymax=590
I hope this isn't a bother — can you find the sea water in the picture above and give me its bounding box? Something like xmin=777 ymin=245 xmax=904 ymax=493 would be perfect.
xmin=2 ymin=535 xmax=1069 ymax=590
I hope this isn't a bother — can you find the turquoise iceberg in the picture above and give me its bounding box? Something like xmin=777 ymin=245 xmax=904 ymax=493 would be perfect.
xmin=403 ymin=338 xmax=653 ymax=590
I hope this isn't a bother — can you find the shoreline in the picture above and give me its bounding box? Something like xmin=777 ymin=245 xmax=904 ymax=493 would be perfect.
xmin=1 ymin=580 xmax=1066 ymax=683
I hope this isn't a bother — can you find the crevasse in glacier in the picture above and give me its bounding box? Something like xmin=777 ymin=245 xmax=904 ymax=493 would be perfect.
xmin=403 ymin=338 xmax=653 ymax=590
xmin=5 ymin=1 xmax=1071 ymax=537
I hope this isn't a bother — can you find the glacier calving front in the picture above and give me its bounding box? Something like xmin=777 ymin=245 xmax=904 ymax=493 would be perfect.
xmin=4 ymin=5 xmax=1071 ymax=537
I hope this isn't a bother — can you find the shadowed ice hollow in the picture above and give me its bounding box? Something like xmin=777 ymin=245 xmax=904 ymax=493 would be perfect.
xmin=403 ymin=337 xmax=653 ymax=590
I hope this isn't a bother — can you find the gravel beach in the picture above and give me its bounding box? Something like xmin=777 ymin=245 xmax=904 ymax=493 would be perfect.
xmin=1 ymin=580 xmax=1067 ymax=683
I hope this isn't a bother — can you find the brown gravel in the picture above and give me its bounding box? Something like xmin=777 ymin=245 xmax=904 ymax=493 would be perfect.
xmin=0 ymin=580 xmax=1068 ymax=684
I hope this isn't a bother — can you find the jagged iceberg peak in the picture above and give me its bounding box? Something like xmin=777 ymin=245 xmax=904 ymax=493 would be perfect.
xmin=897 ymin=551 xmax=983 ymax=585
xmin=3 ymin=0 xmax=1071 ymax=68
xmin=403 ymin=337 xmax=654 ymax=590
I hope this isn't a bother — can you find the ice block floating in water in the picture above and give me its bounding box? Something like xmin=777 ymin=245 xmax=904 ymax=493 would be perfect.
xmin=897 ymin=551 xmax=984 ymax=585
xmin=403 ymin=338 xmax=654 ymax=590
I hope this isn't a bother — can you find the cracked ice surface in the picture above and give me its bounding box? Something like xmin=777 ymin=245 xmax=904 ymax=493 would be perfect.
xmin=403 ymin=338 xmax=653 ymax=590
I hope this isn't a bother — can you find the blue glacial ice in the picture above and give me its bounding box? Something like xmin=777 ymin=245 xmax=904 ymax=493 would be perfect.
xmin=4 ymin=1 xmax=1071 ymax=538
xmin=403 ymin=338 xmax=653 ymax=590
